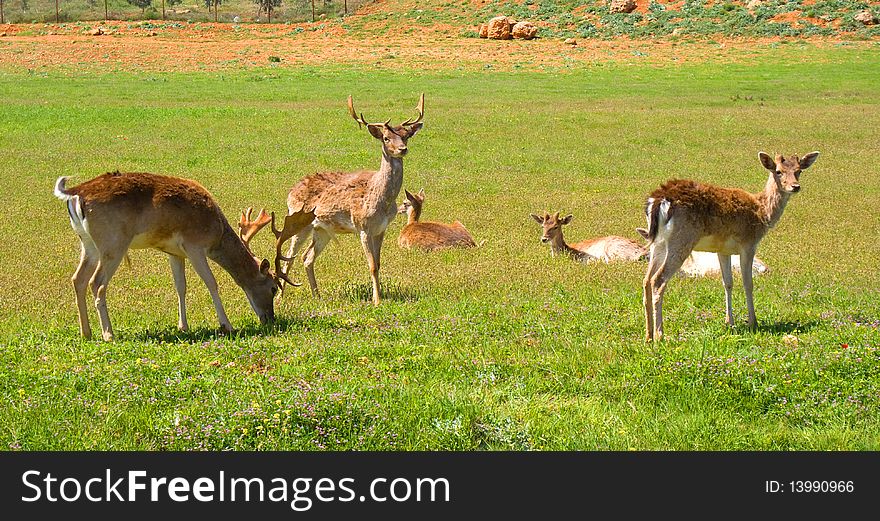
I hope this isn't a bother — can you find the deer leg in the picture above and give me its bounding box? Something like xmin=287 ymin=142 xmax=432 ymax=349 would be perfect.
xmin=718 ymin=253 xmax=734 ymax=326
xmin=72 ymin=242 xmax=99 ymax=340
xmin=740 ymin=248 xmax=758 ymax=330
xmin=643 ymin=245 xmax=664 ymax=342
xmin=303 ymin=228 xmax=331 ymax=298
xmin=168 ymin=255 xmax=188 ymax=332
xmin=89 ymin=249 xmax=127 ymax=342
xmin=650 ymin=241 xmax=693 ymax=342
xmin=184 ymin=247 xmax=232 ymax=334
xmin=369 ymin=231 xmax=385 ymax=306
xmin=282 ymin=224 xmax=313 ymax=289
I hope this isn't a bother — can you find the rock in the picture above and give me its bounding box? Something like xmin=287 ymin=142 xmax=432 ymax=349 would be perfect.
xmin=671 ymin=27 xmax=684 ymax=36
xmin=609 ymin=0 xmax=636 ymax=14
xmin=233 ymin=16 xmax=241 ymax=23
xmin=89 ymin=27 xmax=104 ymax=36
xmin=746 ymin=0 xmax=764 ymax=10
xmin=0 ymin=32 xmax=6 ymax=38
xmin=854 ymin=10 xmax=877 ymax=25
xmin=564 ymin=37 xmax=577 ymax=46
xmin=511 ymin=21 xmax=538 ymax=40
xmin=478 ymin=23 xmax=488 ymax=38
xmin=486 ymin=16 xmax=512 ymax=40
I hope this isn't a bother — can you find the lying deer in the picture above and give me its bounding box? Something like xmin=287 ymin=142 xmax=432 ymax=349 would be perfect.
xmin=397 ymin=189 xmax=477 ymax=251
xmin=280 ymin=94 xmax=424 ymax=305
xmin=530 ymin=211 xmax=646 ymax=263
xmin=54 ymin=171 xmax=310 ymax=341
xmin=638 ymin=151 xmax=820 ymax=341
xmin=679 ymin=250 xmax=769 ymax=278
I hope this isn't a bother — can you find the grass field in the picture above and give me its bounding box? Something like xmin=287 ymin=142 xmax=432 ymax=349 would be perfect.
xmin=1 ymin=43 xmax=879 ymax=450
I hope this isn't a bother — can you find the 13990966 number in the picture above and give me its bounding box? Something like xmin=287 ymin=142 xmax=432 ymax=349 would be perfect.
xmin=790 ymin=481 xmax=854 ymax=493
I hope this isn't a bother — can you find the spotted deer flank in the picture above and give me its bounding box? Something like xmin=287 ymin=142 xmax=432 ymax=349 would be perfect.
xmin=530 ymin=211 xmax=646 ymax=263
xmin=638 ymin=151 xmax=820 ymax=342
xmin=397 ymin=189 xmax=477 ymax=251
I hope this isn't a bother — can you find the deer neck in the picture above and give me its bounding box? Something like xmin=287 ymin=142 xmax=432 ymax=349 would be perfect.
xmin=365 ymin=150 xmax=404 ymax=214
xmin=208 ymin=224 xmax=262 ymax=289
xmin=406 ymin=205 xmax=421 ymax=225
xmin=757 ymin=173 xmax=791 ymax=230
xmin=550 ymin=234 xmax=582 ymax=259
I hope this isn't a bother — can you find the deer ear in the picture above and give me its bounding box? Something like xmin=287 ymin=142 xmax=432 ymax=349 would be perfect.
xmin=260 ymin=259 xmax=271 ymax=273
xmin=530 ymin=213 xmax=544 ymax=224
xmin=404 ymin=189 xmax=417 ymax=202
xmin=560 ymin=214 xmax=573 ymax=225
xmin=799 ymin=151 xmax=820 ymax=170
xmin=367 ymin=124 xmax=385 ymax=140
xmin=636 ymin=227 xmax=650 ymax=240
xmin=417 ymin=188 xmax=425 ymax=199
xmin=404 ymin=122 xmax=423 ymax=137
xmin=758 ymin=152 xmax=776 ymax=171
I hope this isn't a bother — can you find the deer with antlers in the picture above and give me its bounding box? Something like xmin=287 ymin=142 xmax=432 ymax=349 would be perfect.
xmin=397 ymin=189 xmax=478 ymax=251
xmin=639 ymin=151 xmax=820 ymax=342
xmin=54 ymin=171 xmax=310 ymax=341
xmin=530 ymin=211 xmax=646 ymax=263
xmin=279 ymin=94 xmax=424 ymax=305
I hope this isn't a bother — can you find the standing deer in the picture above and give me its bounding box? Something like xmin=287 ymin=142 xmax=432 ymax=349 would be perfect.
xmin=397 ymin=188 xmax=478 ymax=251
xmin=530 ymin=211 xmax=646 ymax=263
xmin=54 ymin=171 xmax=306 ymax=341
xmin=639 ymin=151 xmax=820 ymax=341
xmin=280 ymin=94 xmax=424 ymax=305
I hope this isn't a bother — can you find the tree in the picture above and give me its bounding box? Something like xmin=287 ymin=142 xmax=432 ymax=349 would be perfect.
xmin=204 ymin=0 xmax=221 ymax=22
xmin=255 ymin=0 xmax=280 ymax=23
xmin=126 ymin=0 xmax=151 ymax=14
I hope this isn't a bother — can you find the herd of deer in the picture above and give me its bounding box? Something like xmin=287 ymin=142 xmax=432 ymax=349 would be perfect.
xmin=53 ymin=93 xmax=820 ymax=343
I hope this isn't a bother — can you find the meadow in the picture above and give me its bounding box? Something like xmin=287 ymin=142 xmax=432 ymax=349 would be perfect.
xmin=1 ymin=43 xmax=879 ymax=449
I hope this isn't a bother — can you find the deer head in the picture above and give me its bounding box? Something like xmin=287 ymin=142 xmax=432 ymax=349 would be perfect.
xmin=238 ymin=207 xmax=298 ymax=302
xmin=759 ymin=151 xmax=820 ymax=194
xmin=530 ymin=211 xmax=573 ymax=244
xmin=398 ymin=188 xmax=425 ymax=222
xmin=348 ymin=93 xmax=424 ymax=158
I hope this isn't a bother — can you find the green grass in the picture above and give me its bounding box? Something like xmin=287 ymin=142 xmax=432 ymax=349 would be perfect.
xmin=1 ymin=45 xmax=879 ymax=450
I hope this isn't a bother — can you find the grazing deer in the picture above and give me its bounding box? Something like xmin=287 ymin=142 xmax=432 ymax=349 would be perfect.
xmin=397 ymin=189 xmax=478 ymax=251
xmin=638 ymin=151 xmax=820 ymax=341
xmin=280 ymin=94 xmax=424 ymax=305
xmin=530 ymin=211 xmax=646 ymax=263
xmin=54 ymin=171 xmax=307 ymax=341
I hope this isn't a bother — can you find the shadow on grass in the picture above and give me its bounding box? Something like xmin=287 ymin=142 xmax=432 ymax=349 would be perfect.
xmin=743 ymin=319 xmax=822 ymax=335
xmin=336 ymin=281 xmax=422 ymax=303
xmin=127 ymin=314 xmax=345 ymax=343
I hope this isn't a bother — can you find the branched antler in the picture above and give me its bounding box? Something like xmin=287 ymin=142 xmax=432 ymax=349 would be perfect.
xmin=271 ymin=204 xmax=317 ymax=289
xmin=401 ymin=93 xmax=425 ymax=126
xmin=238 ymin=207 xmax=272 ymax=254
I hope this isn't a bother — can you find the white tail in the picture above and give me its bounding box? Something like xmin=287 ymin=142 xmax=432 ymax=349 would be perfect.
xmin=641 ymin=151 xmax=819 ymax=342
xmin=55 ymin=171 xmax=299 ymax=341
xmin=281 ymin=94 xmax=425 ymax=305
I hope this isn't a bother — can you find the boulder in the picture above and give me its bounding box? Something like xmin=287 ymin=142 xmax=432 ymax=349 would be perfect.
xmin=486 ymin=16 xmax=512 ymax=40
xmin=563 ymin=37 xmax=577 ymax=46
xmin=512 ymin=21 xmax=538 ymax=40
xmin=609 ymin=0 xmax=636 ymax=14
xmin=478 ymin=23 xmax=488 ymax=38
xmin=854 ymin=10 xmax=877 ymax=25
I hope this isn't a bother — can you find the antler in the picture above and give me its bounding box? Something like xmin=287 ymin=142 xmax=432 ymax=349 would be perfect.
xmin=400 ymin=93 xmax=425 ymax=126
xmin=348 ymin=95 xmax=371 ymax=128
xmin=238 ymin=207 xmax=272 ymax=253
xmin=270 ymin=205 xmax=317 ymax=289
